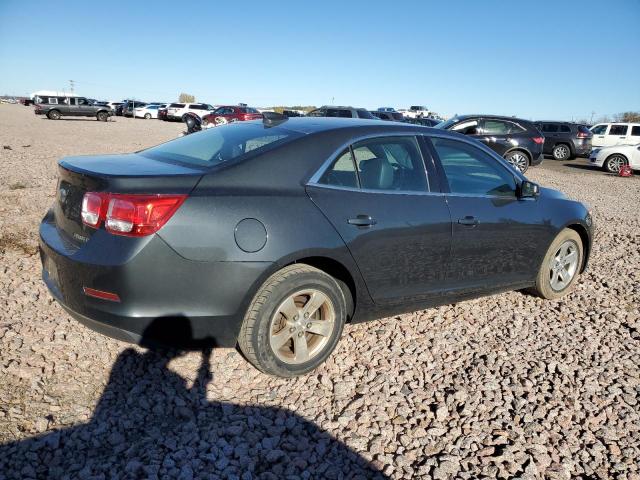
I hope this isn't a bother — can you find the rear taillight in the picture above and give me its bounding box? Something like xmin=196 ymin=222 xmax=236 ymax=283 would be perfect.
xmin=532 ymin=137 xmax=544 ymax=144
xmin=81 ymin=192 xmax=186 ymax=236
xmin=577 ymin=132 xmax=590 ymax=138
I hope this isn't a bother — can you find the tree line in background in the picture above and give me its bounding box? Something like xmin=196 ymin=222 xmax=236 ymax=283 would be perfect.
xmin=576 ymin=111 xmax=640 ymax=125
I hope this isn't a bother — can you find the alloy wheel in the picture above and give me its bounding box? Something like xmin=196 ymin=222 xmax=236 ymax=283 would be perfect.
xmin=554 ymin=145 xmax=569 ymax=160
xmin=508 ymin=153 xmax=528 ymax=172
xmin=269 ymin=289 xmax=335 ymax=364
xmin=607 ymin=155 xmax=626 ymax=173
xmin=549 ymin=240 xmax=579 ymax=291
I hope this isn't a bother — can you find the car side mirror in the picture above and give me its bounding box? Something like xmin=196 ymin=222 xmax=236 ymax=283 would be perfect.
xmin=519 ymin=180 xmax=540 ymax=198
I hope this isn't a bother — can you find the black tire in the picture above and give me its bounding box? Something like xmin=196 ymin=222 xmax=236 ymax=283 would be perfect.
xmin=504 ymin=150 xmax=530 ymax=174
xmin=528 ymin=228 xmax=583 ymax=300
xmin=144 ymin=113 xmax=151 ymax=119
xmin=552 ymin=144 xmax=571 ymax=161
xmin=47 ymin=110 xmax=60 ymax=120
xmin=238 ymin=264 xmax=347 ymax=377
xmin=97 ymin=111 xmax=108 ymax=122
xmin=603 ymin=154 xmax=628 ymax=174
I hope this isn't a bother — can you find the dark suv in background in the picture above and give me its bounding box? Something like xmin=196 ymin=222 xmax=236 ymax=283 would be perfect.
xmin=534 ymin=121 xmax=593 ymax=160
xmin=307 ymin=105 xmax=375 ymax=119
xmin=436 ymin=115 xmax=544 ymax=173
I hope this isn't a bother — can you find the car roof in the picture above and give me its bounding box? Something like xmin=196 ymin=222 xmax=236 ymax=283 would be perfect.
xmin=258 ymin=116 xmax=450 ymax=135
xmin=452 ymin=114 xmax=532 ymax=122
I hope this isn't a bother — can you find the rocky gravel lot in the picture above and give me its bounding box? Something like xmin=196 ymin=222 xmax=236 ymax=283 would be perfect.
xmin=0 ymin=104 xmax=639 ymax=479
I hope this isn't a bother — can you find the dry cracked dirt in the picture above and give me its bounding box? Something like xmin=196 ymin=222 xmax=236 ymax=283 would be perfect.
xmin=0 ymin=104 xmax=639 ymax=479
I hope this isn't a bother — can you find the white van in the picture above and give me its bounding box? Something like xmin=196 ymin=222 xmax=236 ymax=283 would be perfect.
xmin=590 ymin=123 xmax=640 ymax=148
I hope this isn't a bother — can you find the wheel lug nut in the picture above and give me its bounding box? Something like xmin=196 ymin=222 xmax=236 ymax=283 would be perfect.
xmin=304 ymin=313 xmax=309 ymax=318
xmin=294 ymin=315 xmax=299 ymax=320
xmin=306 ymin=323 xmax=311 ymax=329
xmin=289 ymin=327 xmax=295 ymax=333
xmin=297 ymin=332 xmax=303 ymax=337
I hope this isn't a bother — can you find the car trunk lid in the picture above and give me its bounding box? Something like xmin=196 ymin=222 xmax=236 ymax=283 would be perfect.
xmin=54 ymin=153 xmax=204 ymax=246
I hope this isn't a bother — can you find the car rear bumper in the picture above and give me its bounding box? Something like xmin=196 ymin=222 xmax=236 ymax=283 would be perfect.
xmin=39 ymin=213 xmax=271 ymax=347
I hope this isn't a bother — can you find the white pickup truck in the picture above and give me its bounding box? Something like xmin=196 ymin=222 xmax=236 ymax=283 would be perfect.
xmin=399 ymin=105 xmax=431 ymax=119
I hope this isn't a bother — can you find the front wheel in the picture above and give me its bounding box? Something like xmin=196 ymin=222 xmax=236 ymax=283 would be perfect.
xmin=603 ymin=154 xmax=627 ymax=173
xmin=238 ymin=264 xmax=346 ymax=377
xmin=529 ymin=228 xmax=583 ymax=300
xmin=505 ymin=151 xmax=530 ymax=173
xmin=144 ymin=113 xmax=151 ymax=119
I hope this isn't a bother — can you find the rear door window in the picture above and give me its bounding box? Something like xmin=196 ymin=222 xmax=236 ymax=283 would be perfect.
xmin=631 ymin=126 xmax=640 ymax=136
xmin=319 ymin=149 xmax=358 ymax=188
xmin=559 ymin=124 xmax=571 ymax=133
xmin=608 ymin=125 xmax=628 ymax=136
xmin=352 ymin=137 xmax=428 ymax=192
xmin=431 ymin=137 xmax=516 ymax=197
xmin=542 ymin=124 xmax=558 ymax=133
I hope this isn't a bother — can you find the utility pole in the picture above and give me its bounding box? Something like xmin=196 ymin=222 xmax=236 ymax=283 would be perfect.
xmin=69 ymin=80 xmax=75 ymax=95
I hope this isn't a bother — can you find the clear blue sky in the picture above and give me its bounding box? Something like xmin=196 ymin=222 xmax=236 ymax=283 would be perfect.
xmin=1 ymin=0 xmax=638 ymax=120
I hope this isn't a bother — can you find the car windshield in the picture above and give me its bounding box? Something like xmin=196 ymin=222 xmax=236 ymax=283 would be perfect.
xmin=140 ymin=122 xmax=303 ymax=167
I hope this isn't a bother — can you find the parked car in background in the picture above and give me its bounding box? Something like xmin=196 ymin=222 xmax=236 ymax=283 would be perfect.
xmin=307 ymin=105 xmax=375 ymax=119
xmin=590 ymin=123 xmax=640 ymax=149
xmin=282 ymin=110 xmax=302 ymax=117
xmin=20 ymin=98 xmax=34 ymax=106
xmin=39 ymin=116 xmax=593 ymax=377
xmin=370 ymin=111 xmax=404 ymax=121
xmin=123 ymin=101 xmax=147 ymax=117
xmin=134 ymin=104 xmax=162 ymax=119
xmin=158 ymin=106 xmax=169 ymax=121
xmin=34 ymin=96 xmax=112 ymax=121
xmin=405 ymin=117 xmax=440 ymax=127
xmin=590 ymin=143 xmax=640 ymax=173
xmin=166 ymin=103 xmax=216 ymax=121
xmin=107 ymin=102 xmax=123 ymax=113
xmin=436 ymin=115 xmax=544 ymax=173
xmin=534 ymin=121 xmax=593 ymax=160
xmin=202 ymin=105 xmax=262 ymax=126
xmin=401 ymin=106 xmax=430 ymax=118
xmin=377 ymin=107 xmax=396 ymax=112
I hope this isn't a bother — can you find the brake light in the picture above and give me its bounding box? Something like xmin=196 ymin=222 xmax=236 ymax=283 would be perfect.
xmin=81 ymin=192 xmax=186 ymax=236
xmin=532 ymin=137 xmax=544 ymax=144
xmin=577 ymin=131 xmax=590 ymax=138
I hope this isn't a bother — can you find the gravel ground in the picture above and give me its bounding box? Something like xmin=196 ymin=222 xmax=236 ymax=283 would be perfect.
xmin=0 ymin=104 xmax=639 ymax=479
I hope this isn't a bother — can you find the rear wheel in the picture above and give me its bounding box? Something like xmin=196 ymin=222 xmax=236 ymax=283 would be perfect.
xmin=144 ymin=113 xmax=151 ymax=119
xmin=505 ymin=150 xmax=530 ymax=173
xmin=529 ymin=228 xmax=583 ymax=300
xmin=47 ymin=110 xmax=61 ymax=120
xmin=238 ymin=264 xmax=346 ymax=377
xmin=552 ymin=144 xmax=571 ymax=160
xmin=97 ymin=111 xmax=108 ymax=122
xmin=603 ymin=154 xmax=628 ymax=173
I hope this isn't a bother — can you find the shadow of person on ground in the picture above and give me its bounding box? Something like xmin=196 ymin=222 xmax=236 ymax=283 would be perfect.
xmin=0 ymin=317 xmax=387 ymax=479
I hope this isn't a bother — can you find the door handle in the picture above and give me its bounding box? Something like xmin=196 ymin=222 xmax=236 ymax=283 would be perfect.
xmin=348 ymin=215 xmax=376 ymax=227
xmin=458 ymin=216 xmax=479 ymax=226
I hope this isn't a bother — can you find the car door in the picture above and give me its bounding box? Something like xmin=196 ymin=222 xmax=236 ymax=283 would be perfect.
xmin=76 ymin=97 xmax=92 ymax=116
xmin=307 ymin=135 xmax=452 ymax=305
xmin=478 ymin=119 xmax=517 ymax=156
xmin=427 ymin=136 xmax=550 ymax=293
xmin=606 ymin=124 xmax=629 ymax=146
xmin=590 ymin=124 xmax=609 ymax=148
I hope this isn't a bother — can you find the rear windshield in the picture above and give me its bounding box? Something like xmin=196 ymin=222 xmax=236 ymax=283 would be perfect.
xmin=140 ymin=122 xmax=303 ymax=167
